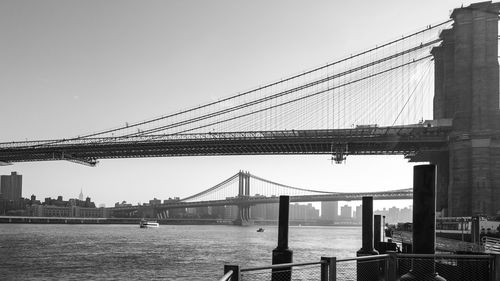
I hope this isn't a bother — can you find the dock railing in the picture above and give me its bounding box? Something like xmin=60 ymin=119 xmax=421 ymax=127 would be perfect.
xmin=220 ymin=253 xmax=499 ymax=280
xmin=221 ymin=257 xmax=335 ymax=281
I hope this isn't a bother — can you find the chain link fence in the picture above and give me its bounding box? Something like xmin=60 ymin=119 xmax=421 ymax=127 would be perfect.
xmin=220 ymin=253 xmax=497 ymax=281
xmin=240 ymin=264 xmax=320 ymax=281
xmin=336 ymin=255 xmax=388 ymax=281
xmin=397 ymin=254 xmax=494 ymax=281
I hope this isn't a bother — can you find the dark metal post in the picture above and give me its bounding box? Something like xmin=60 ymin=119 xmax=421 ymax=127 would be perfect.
xmin=357 ymin=196 xmax=379 ymax=281
xmin=386 ymin=251 xmax=397 ymax=281
xmin=374 ymin=215 xmax=382 ymax=251
xmin=272 ymin=195 xmax=293 ymax=281
xmin=321 ymin=256 xmax=336 ymax=281
xmin=399 ymin=165 xmax=445 ymax=281
xmin=493 ymin=254 xmax=500 ymax=281
xmin=224 ymin=264 xmax=240 ymax=281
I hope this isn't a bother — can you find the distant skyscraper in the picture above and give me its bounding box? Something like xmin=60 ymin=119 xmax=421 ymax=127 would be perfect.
xmin=321 ymin=201 xmax=338 ymax=220
xmin=78 ymin=188 xmax=84 ymax=201
xmin=0 ymin=172 xmax=22 ymax=201
xmin=355 ymin=205 xmax=362 ymax=223
xmin=340 ymin=205 xmax=352 ymax=219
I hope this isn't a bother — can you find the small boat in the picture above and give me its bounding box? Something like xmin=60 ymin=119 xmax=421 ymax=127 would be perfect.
xmin=257 ymin=227 xmax=264 ymax=232
xmin=140 ymin=219 xmax=159 ymax=228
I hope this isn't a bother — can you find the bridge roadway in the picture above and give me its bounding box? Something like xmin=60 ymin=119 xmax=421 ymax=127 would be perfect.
xmin=0 ymin=124 xmax=451 ymax=165
xmin=111 ymin=188 xmax=413 ymax=212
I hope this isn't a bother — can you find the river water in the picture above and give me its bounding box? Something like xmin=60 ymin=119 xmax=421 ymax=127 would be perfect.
xmin=0 ymin=224 xmax=362 ymax=280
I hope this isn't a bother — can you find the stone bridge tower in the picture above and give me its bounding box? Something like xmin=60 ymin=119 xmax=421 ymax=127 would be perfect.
xmin=431 ymin=1 xmax=500 ymax=216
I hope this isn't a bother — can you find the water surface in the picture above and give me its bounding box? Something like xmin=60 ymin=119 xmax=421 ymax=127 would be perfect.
xmin=0 ymin=224 xmax=361 ymax=280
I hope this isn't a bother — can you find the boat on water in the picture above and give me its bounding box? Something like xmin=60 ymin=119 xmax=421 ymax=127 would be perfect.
xmin=257 ymin=227 xmax=264 ymax=232
xmin=140 ymin=219 xmax=159 ymax=228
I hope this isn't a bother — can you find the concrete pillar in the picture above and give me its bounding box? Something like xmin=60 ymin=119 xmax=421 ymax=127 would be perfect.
xmin=398 ymin=165 xmax=445 ymax=281
xmin=272 ymin=195 xmax=293 ymax=281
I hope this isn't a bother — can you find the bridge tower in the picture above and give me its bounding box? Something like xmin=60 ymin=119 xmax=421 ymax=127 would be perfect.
xmin=235 ymin=171 xmax=253 ymax=225
xmin=431 ymin=1 xmax=500 ymax=216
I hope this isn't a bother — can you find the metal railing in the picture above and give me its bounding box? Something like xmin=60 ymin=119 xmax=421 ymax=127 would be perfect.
xmin=220 ymin=253 xmax=499 ymax=281
xmin=222 ymin=257 xmax=335 ymax=281
xmin=482 ymin=236 xmax=500 ymax=254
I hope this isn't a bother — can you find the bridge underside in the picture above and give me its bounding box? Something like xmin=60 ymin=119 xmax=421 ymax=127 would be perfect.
xmin=0 ymin=125 xmax=451 ymax=165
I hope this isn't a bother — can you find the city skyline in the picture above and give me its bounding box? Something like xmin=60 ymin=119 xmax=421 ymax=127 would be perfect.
xmin=0 ymin=0 xmax=472 ymax=207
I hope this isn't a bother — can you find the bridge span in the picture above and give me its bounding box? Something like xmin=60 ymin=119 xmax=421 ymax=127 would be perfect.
xmin=110 ymin=171 xmax=412 ymax=224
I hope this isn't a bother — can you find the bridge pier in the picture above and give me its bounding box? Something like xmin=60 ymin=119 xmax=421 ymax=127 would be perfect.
xmin=430 ymin=1 xmax=500 ymax=217
xmin=234 ymin=171 xmax=253 ymax=226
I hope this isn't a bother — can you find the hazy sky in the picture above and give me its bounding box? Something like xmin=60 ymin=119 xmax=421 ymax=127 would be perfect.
xmin=0 ymin=0 xmax=473 ymax=208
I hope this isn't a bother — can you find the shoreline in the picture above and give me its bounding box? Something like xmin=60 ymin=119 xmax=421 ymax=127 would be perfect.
xmin=0 ymin=216 xmax=362 ymax=226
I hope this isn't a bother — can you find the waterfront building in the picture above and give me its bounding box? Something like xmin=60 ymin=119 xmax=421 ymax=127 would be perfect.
xmin=321 ymin=201 xmax=338 ymax=221
xmin=210 ymin=206 xmax=225 ymax=219
xmin=265 ymin=203 xmax=279 ymax=220
xmin=340 ymin=205 xmax=352 ymax=220
xmin=163 ymin=197 xmax=180 ymax=204
xmin=0 ymin=172 xmax=22 ymax=201
xmin=355 ymin=205 xmax=362 ymax=223
xmin=223 ymin=205 xmax=238 ymax=219
xmin=149 ymin=198 xmax=161 ymax=205
xmin=250 ymin=204 xmax=267 ymax=220
xmin=115 ymin=201 xmax=132 ymax=207
xmin=375 ymin=206 xmax=412 ymax=224
xmin=289 ymin=203 xmax=319 ymax=221
xmin=27 ymin=204 xmax=108 ymax=218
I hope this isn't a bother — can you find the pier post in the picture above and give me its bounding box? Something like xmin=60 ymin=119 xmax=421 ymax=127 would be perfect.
xmin=493 ymin=254 xmax=500 ymax=281
xmin=272 ymin=195 xmax=293 ymax=281
xmin=321 ymin=256 xmax=336 ymax=281
xmin=399 ymin=165 xmax=445 ymax=281
xmin=374 ymin=215 xmax=382 ymax=251
xmin=386 ymin=251 xmax=397 ymax=281
xmin=223 ymin=264 xmax=240 ymax=281
xmin=356 ymin=196 xmax=379 ymax=281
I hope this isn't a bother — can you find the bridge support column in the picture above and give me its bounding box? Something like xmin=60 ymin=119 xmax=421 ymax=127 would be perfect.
xmin=238 ymin=171 xmax=244 ymax=197
xmin=431 ymin=2 xmax=500 ymax=217
xmin=399 ymin=165 xmax=445 ymax=281
xmin=234 ymin=205 xmax=253 ymax=226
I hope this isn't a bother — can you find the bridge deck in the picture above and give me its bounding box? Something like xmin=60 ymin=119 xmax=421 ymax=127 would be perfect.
xmin=0 ymin=125 xmax=451 ymax=164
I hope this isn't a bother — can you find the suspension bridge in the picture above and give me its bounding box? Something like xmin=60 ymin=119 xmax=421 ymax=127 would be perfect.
xmin=0 ymin=16 xmax=449 ymax=166
xmin=1 ymin=2 xmax=500 ymax=217
xmin=110 ymin=171 xmax=412 ymax=223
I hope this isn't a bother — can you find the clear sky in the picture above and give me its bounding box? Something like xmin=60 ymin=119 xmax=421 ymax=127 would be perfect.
xmin=0 ymin=0 xmax=474 ymax=208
